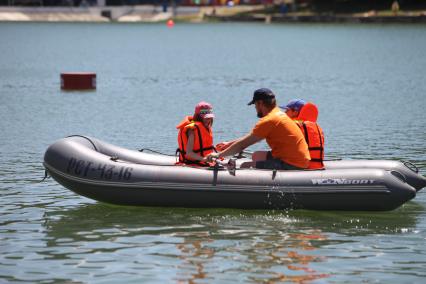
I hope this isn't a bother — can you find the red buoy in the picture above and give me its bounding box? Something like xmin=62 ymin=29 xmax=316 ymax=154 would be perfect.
xmin=167 ymin=19 xmax=174 ymax=28
xmin=61 ymin=72 xmax=96 ymax=91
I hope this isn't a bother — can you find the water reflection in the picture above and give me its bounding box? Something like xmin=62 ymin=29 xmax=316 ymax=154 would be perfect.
xmin=175 ymin=231 xmax=215 ymax=283
xmin=40 ymin=203 xmax=422 ymax=282
xmin=242 ymin=230 xmax=330 ymax=283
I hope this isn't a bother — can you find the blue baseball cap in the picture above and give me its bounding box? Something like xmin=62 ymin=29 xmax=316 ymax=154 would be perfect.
xmin=280 ymin=99 xmax=306 ymax=111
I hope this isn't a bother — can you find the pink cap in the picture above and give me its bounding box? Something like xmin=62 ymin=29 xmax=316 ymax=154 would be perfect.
xmin=194 ymin=101 xmax=215 ymax=119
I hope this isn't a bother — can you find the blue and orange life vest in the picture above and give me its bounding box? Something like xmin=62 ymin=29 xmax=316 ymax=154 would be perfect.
xmin=176 ymin=116 xmax=215 ymax=165
xmin=294 ymin=103 xmax=325 ymax=170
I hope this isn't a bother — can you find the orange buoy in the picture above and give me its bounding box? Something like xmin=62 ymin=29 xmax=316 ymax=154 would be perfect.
xmin=61 ymin=72 xmax=96 ymax=91
xmin=167 ymin=19 xmax=174 ymax=28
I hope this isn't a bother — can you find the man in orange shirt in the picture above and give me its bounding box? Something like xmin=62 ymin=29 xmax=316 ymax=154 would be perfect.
xmin=207 ymin=88 xmax=310 ymax=170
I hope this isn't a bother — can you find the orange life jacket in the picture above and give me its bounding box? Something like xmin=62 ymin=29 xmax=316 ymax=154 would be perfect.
xmin=176 ymin=116 xmax=215 ymax=165
xmin=294 ymin=103 xmax=325 ymax=170
xmin=297 ymin=102 xmax=318 ymax=123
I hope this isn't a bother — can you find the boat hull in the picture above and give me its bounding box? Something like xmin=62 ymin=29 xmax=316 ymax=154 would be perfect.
xmin=43 ymin=136 xmax=423 ymax=211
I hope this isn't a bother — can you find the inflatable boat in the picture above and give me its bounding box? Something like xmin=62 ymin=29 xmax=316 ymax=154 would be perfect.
xmin=43 ymin=135 xmax=426 ymax=211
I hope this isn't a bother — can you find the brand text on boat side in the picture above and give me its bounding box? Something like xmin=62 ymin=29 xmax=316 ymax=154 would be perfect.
xmin=66 ymin=157 xmax=133 ymax=180
xmin=311 ymin=178 xmax=375 ymax=185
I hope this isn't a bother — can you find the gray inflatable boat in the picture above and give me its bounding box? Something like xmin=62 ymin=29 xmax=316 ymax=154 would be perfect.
xmin=43 ymin=135 xmax=426 ymax=211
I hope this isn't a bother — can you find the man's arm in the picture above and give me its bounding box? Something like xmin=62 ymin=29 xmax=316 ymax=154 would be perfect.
xmin=213 ymin=133 xmax=263 ymax=159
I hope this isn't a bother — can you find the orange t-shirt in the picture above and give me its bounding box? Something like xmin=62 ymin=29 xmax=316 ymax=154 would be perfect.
xmin=251 ymin=107 xmax=310 ymax=168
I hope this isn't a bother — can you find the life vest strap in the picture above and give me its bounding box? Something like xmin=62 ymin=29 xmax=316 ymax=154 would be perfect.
xmin=302 ymin=122 xmax=310 ymax=146
xmin=315 ymin=123 xmax=324 ymax=167
xmin=178 ymin=128 xmax=186 ymax=162
xmin=182 ymin=158 xmax=209 ymax=167
xmin=193 ymin=124 xmax=205 ymax=157
xmin=308 ymin=146 xmax=324 ymax=151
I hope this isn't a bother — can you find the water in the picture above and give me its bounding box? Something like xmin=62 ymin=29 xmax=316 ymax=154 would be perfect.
xmin=1 ymin=22 xmax=426 ymax=283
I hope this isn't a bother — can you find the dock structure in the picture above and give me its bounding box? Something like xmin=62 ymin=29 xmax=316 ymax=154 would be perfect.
xmin=0 ymin=3 xmax=205 ymax=22
xmin=1 ymin=2 xmax=425 ymax=23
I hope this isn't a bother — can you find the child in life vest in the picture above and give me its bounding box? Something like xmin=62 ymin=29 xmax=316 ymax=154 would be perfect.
xmin=281 ymin=99 xmax=325 ymax=170
xmin=176 ymin=102 xmax=215 ymax=166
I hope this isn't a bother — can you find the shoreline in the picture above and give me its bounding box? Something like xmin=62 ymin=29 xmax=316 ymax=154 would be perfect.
xmin=1 ymin=5 xmax=425 ymax=24
xmin=208 ymin=13 xmax=426 ymax=24
xmin=0 ymin=5 xmax=203 ymax=23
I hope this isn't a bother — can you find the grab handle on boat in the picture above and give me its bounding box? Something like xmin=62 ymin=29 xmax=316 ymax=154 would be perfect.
xmin=401 ymin=160 xmax=419 ymax=173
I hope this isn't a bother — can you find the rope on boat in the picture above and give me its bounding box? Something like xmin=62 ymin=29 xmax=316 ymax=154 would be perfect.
xmin=40 ymin=170 xmax=50 ymax=182
xmin=138 ymin=148 xmax=176 ymax=156
xmin=66 ymin=135 xmax=99 ymax=152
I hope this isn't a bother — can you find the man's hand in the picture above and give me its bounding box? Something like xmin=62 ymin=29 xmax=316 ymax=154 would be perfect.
xmin=215 ymin=141 xmax=234 ymax=151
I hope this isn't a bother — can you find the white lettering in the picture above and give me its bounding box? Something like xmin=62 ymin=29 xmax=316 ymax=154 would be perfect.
xmin=311 ymin=179 xmax=375 ymax=185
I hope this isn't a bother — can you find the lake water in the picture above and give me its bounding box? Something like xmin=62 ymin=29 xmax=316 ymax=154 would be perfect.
xmin=0 ymin=22 xmax=425 ymax=283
